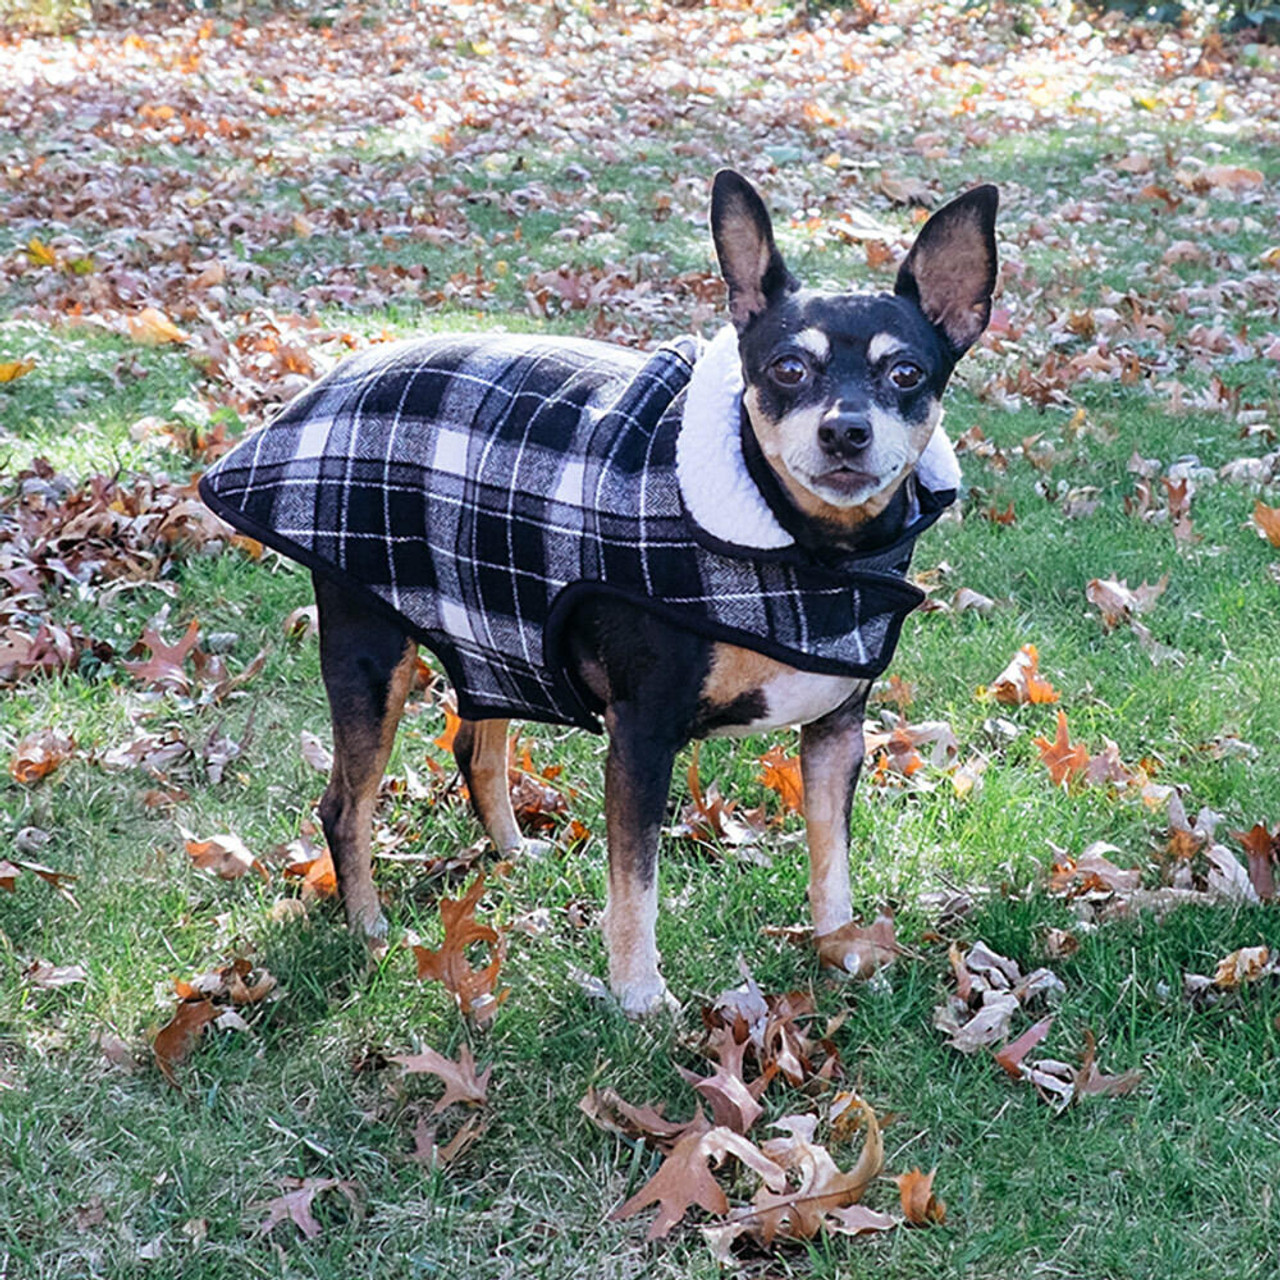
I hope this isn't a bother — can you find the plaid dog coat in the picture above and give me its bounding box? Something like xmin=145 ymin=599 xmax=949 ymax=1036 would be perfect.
xmin=199 ymin=327 xmax=958 ymax=730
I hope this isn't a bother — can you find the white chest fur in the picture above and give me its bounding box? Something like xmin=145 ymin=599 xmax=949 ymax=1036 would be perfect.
xmin=701 ymin=643 xmax=868 ymax=738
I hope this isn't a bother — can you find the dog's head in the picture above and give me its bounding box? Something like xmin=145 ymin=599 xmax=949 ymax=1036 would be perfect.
xmin=710 ymin=170 xmax=998 ymax=527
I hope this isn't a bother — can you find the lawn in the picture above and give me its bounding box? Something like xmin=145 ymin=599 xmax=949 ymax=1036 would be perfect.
xmin=2 ymin=2 xmax=1280 ymax=1277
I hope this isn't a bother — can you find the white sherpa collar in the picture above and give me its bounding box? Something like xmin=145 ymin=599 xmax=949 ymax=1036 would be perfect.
xmin=676 ymin=325 xmax=962 ymax=551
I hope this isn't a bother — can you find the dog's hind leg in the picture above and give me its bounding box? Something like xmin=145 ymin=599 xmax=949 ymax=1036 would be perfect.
xmin=314 ymin=574 xmax=416 ymax=938
xmin=452 ymin=718 xmax=524 ymax=855
xmin=601 ymin=703 xmax=681 ymax=1017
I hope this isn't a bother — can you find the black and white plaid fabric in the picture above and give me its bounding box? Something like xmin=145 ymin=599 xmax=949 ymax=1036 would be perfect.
xmin=199 ymin=333 xmax=946 ymax=729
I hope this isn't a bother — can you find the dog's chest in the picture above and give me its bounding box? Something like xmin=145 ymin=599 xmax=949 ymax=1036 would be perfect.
xmin=697 ymin=643 xmax=866 ymax=737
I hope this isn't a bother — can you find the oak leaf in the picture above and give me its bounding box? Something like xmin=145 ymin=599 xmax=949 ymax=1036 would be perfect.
xmin=579 ymin=1086 xmax=692 ymax=1148
xmin=677 ymin=1028 xmax=768 ymax=1135
xmin=994 ymin=1015 xmax=1055 ymax=1079
xmin=1085 ymin=574 xmax=1169 ymax=630
xmin=412 ymin=873 xmax=508 ymax=1024
xmin=746 ymin=1105 xmax=883 ymax=1243
xmin=1252 ymin=499 xmax=1280 ymax=548
xmin=612 ymin=1123 xmax=786 ymax=1240
xmin=756 ymin=744 xmax=804 ymax=815
xmin=1233 ymin=823 xmax=1278 ymax=901
xmin=1074 ymin=1031 xmax=1142 ymax=1098
xmin=254 ymin=1177 xmax=359 ymax=1240
xmin=390 ymin=1043 xmax=491 ymax=1114
xmin=1034 ymin=710 xmax=1090 ymax=786
xmin=123 ymin=619 xmax=202 ymax=694
xmin=814 ymin=912 xmax=901 ymax=978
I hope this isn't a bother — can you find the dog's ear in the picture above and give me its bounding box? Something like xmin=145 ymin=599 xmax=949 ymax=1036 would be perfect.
xmin=895 ymin=184 xmax=999 ymax=360
xmin=711 ymin=169 xmax=797 ymax=329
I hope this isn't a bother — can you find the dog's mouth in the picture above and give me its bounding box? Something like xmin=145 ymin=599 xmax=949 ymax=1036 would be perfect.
xmin=814 ymin=465 xmax=883 ymax=495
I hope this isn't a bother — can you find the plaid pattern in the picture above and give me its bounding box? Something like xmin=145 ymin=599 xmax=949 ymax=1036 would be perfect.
xmin=199 ymin=333 xmax=939 ymax=729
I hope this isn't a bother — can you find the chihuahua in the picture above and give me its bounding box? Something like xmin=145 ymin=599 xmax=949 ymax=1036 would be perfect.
xmin=199 ymin=170 xmax=998 ymax=1015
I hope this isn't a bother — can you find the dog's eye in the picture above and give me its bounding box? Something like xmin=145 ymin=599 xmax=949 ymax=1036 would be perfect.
xmin=769 ymin=355 xmax=809 ymax=388
xmin=888 ymin=360 xmax=924 ymax=391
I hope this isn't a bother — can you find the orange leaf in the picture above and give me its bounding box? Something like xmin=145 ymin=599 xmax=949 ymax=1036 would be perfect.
xmin=184 ymin=830 xmax=270 ymax=882
xmin=1034 ymin=710 xmax=1090 ymax=787
xmin=281 ymin=847 xmax=337 ymax=900
xmin=1233 ymin=823 xmax=1278 ymax=901
xmin=990 ymin=643 xmax=1059 ymax=705
xmin=127 ymin=306 xmax=188 ymax=346
xmin=1252 ymin=500 xmax=1280 ymax=548
xmin=0 ymin=357 xmax=36 ymax=383
xmin=10 ymin=729 xmax=75 ymax=784
xmin=757 ymin=745 xmax=804 ymax=815
xmin=152 ymin=1000 xmax=219 ymax=1087
xmin=433 ymin=696 xmax=461 ymax=753
xmin=895 ymin=1166 xmax=946 ymax=1225
xmin=412 ymin=873 xmax=508 ymax=1024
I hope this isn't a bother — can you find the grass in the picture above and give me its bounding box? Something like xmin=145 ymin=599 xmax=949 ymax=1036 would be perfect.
xmin=4 ymin=2 xmax=1280 ymax=1277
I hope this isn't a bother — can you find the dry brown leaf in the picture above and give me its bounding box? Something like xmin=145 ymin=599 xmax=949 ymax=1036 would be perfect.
xmin=1085 ymin=574 xmax=1169 ymax=630
xmin=1074 ymin=1030 xmax=1142 ymax=1098
xmin=152 ymin=1000 xmax=219 ymax=1087
xmin=412 ymin=873 xmax=508 ymax=1024
xmin=1211 ymin=945 xmax=1271 ymax=989
xmin=254 ymin=1177 xmax=359 ymax=1240
xmin=1252 ymin=499 xmax=1280 ymax=548
xmin=128 ymin=306 xmax=189 ymax=346
xmin=814 ymin=912 xmax=901 ymax=977
xmin=993 ymin=1015 xmax=1055 ymax=1079
xmin=1233 ymin=823 xmax=1278 ymax=901
xmin=10 ymin=729 xmax=75 ymax=784
xmin=390 ymin=1043 xmax=491 ymax=1114
xmin=745 ymin=1106 xmax=883 ymax=1244
xmin=579 ymin=1086 xmax=693 ymax=1148
xmin=677 ymin=1029 xmax=767 ymax=1136
xmin=611 ymin=1122 xmax=786 ymax=1240
xmin=183 ymin=830 xmax=270 ymax=882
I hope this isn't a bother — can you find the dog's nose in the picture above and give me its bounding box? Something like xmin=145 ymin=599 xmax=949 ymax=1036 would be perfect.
xmin=818 ymin=412 xmax=872 ymax=457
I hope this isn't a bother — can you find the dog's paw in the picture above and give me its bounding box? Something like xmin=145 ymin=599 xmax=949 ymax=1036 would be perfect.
xmin=614 ymin=977 xmax=680 ymax=1020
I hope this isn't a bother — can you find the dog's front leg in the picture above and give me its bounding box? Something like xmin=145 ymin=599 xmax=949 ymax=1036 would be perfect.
xmin=601 ymin=705 xmax=681 ymax=1017
xmin=799 ymin=684 xmax=872 ymax=965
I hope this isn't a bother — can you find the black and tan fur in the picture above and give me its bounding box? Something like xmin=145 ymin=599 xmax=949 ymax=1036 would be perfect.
xmin=315 ymin=170 xmax=998 ymax=1015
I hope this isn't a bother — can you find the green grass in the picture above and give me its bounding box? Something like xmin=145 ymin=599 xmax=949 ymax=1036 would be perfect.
xmin=4 ymin=3 xmax=1280 ymax=1277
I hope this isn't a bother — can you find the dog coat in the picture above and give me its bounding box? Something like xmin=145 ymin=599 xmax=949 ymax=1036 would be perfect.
xmin=198 ymin=326 xmax=959 ymax=730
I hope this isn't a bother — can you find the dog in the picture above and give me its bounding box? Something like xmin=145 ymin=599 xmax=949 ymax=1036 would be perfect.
xmin=199 ymin=170 xmax=998 ymax=1016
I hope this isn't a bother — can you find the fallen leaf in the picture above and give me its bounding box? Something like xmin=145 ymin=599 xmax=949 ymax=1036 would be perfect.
xmin=412 ymin=873 xmax=508 ymax=1024
xmin=1233 ymin=823 xmax=1278 ymax=901
xmin=1251 ymin=500 xmax=1280 ymax=548
xmin=128 ymin=306 xmax=188 ymax=346
xmin=10 ymin=729 xmax=75 ymax=783
xmin=1212 ymin=945 xmax=1271 ymax=989
xmin=994 ymin=1015 xmax=1054 ymax=1079
xmin=152 ymin=1000 xmax=219 ymax=1087
xmin=814 ymin=912 xmax=901 ymax=977
xmin=990 ymin=643 xmax=1059 ymax=705
xmin=390 ymin=1043 xmax=491 ymax=1114
xmin=254 ymin=1177 xmax=359 ymax=1240
xmin=895 ymin=1166 xmax=945 ymax=1226
xmin=757 ymin=744 xmax=804 ymax=815
xmin=1034 ymin=710 xmax=1090 ymax=787
xmin=183 ymin=830 xmax=269 ymax=882
xmin=611 ymin=1122 xmax=786 ymax=1240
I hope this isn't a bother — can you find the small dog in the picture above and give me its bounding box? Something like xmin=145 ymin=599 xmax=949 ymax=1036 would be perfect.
xmin=200 ymin=171 xmax=997 ymax=1016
